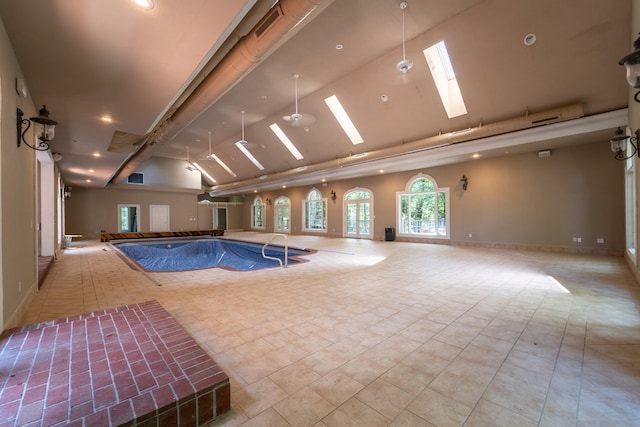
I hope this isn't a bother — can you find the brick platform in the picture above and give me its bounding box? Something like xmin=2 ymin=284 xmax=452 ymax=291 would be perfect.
xmin=0 ymin=301 xmax=229 ymax=426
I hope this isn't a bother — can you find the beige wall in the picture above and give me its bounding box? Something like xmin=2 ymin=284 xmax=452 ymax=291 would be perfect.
xmin=66 ymin=187 xmax=201 ymax=237
xmin=1 ymin=17 xmax=38 ymax=328
xmin=244 ymin=140 xmax=624 ymax=253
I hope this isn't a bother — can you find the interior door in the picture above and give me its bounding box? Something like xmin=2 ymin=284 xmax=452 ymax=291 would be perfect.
xmin=118 ymin=204 xmax=140 ymax=232
xmin=214 ymin=207 xmax=227 ymax=230
xmin=150 ymin=205 xmax=170 ymax=232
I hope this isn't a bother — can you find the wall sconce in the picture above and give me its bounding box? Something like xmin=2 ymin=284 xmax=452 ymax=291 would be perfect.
xmin=460 ymin=175 xmax=468 ymax=191
xmin=17 ymin=105 xmax=58 ymax=151
xmin=63 ymin=186 xmax=72 ymax=199
xmin=610 ymin=127 xmax=640 ymax=160
xmin=265 ymin=198 xmax=271 ymax=206
xmin=330 ymin=190 xmax=337 ymax=201
xmin=619 ymin=33 xmax=640 ymax=102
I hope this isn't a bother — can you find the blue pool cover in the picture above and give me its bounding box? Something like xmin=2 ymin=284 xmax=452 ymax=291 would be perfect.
xmin=116 ymin=239 xmax=309 ymax=271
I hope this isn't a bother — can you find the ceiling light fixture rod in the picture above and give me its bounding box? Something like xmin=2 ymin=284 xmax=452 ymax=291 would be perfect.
xmin=241 ymin=110 xmax=246 ymax=141
xmin=293 ymin=73 xmax=300 ymax=116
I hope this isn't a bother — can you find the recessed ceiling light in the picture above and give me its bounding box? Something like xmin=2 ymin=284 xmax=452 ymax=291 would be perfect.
xmin=524 ymin=33 xmax=537 ymax=46
xmin=336 ymin=43 xmax=344 ymax=50
xmin=472 ymin=153 xmax=480 ymax=159
xmin=85 ymin=179 xmax=92 ymax=183
xmin=100 ymin=116 xmax=112 ymax=123
xmin=131 ymin=0 xmax=154 ymax=10
xmin=93 ymin=152 xmax=101 ymax=158
xmin=88 ymin=169 xmax=94 ymax=173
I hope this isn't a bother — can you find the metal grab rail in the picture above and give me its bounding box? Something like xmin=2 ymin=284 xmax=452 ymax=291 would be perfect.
xmin=262 ymin=233 xmax=288 ymax=267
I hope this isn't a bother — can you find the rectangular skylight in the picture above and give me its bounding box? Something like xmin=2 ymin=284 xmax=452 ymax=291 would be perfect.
xmin=269 ymin=123 xmax=304 ymax=160
xmin=208 ymin=153 xmax=237 ymax=177
xmin=192 ymin=162 xmax=216 ymax=184
xmin=324 ymin=95 xmax=364 ymax=145
xmin=423 ymin=40 xmax=467 ymax=118
xmin=235 ymin=141 xmax=265 ymax=170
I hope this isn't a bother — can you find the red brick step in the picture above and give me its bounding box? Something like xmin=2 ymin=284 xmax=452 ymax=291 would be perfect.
xmin=0 ymin=300 xmax=230 ymax=426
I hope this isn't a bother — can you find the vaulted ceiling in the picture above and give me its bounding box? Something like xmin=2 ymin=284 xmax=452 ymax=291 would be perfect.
xmin=0 ymin=0 xmax=632 ymax=195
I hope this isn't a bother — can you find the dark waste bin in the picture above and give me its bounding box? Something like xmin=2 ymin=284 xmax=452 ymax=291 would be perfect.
xmin=385 ymin=227 xmax=395 ymax=241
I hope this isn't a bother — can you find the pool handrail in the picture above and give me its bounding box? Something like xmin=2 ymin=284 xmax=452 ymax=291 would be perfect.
xmin=262 ymin=234 xmax=288 ymax=267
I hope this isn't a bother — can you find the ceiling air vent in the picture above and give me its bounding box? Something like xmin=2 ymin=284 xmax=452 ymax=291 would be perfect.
xmin=127 ymin=172 xmax=144 ymax=184
xmin=254 ymin=4 xmax=283 ymax=39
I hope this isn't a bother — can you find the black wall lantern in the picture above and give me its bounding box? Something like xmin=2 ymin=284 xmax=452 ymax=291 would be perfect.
xmin=610 ymin=127 xmax=640 ymax=160
xmin=620 ymin=33 xmax=640 ymax=103
xmin=330 ymin=190 xmax=337 ymax=201
xmin=17 ymin=105 xmax=58 ymax=151
xmin=460 ymin=175 xmax=468 ymax=191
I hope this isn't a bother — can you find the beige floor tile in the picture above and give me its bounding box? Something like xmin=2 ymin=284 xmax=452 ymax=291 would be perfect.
xmin=25 ymin=234 xmax=640 ymax=426
xmin=269 ymin=361 xmax=322 ymax=395
xmin=465 ymin=398 xmax=538 ymax=427
xmin=407 ymin=387 xmax=471 ymax=427
xmin=273 ymin=387 xmax=335 ymax=426
xmin=308 ymin=370 xmax=365 ymax=407
xmin=321 ymin=397 xmax=388 ymax=427
xmin=354 ymin=378 xmax=414 ymax=420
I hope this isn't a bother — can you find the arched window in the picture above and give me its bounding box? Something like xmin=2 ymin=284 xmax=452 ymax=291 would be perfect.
xmin=303 ymin=188 xmax=327 ymax=232
xmin=252 ymin=196 xmax=265 ymax=229
xmin=397 ymin=174 xmax=449 ymax=238
xmin=274 ymin=197 xmax=291 ymax=233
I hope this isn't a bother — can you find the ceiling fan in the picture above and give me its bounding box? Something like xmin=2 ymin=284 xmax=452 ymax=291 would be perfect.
xmin=204 ymin=131 xmax=215 ymax=160
xmin=185 ymin=146 xmax=196 ymax=171
xmin=236 ymin=110 xmax=263 ymax=149
xmin=282 ymin=73 xmax=316 ymax=127
xmin=396 ymin=1 xmax=413 ymax=74
xmin=203 ymin=131 xmax=238 ymax=177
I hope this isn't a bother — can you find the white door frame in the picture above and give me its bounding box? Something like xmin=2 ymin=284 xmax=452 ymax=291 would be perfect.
xmin=118 ymin=204 xmax=141 ymax=232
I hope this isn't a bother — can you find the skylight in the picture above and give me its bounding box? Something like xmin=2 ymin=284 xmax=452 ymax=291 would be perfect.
xmin=208 ymin=153 xmax=237 ymax=177
xmin=235 ymin=142 xmax=265 ymax=170
xmin=269 ymin=123 xmax=304 ymax=160
xmin=324 ymin=95 xmax=364 ymax=145
xmin=192 ymin=162 xmax=216 ymax=184
xmin=423 ymin=41 xmax=467 ymax=118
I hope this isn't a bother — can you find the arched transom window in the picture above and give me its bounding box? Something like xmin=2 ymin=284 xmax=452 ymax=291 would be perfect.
xmin=397 ymin=174 xmax=449 ymax=238
xmin=252 ymin=196 xmax=265 ymax=229
xmin=303 ymin=188 xmax=327 ymax=232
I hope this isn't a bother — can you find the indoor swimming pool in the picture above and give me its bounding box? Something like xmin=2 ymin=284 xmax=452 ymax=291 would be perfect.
xmin=114 ymin=238 xmax=312 ymax=271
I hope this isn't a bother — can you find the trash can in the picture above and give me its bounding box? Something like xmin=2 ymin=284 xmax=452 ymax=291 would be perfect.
xmin=385 ymin=227 xmax=395 ymax=241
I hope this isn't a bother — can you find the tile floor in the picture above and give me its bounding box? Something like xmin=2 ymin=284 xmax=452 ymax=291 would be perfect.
xmin=21 ymin=232 xmax=640 ymax=426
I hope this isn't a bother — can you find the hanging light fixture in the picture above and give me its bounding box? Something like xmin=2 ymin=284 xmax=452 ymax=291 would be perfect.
xmin=619 ymin=33 xmax=640 ymax=102
xmin=396 ymin=1 xmax=413 ymax=74
xmin=610 ymin=127 xmax=640 ymax=160
xmin=17 ymin=105 xmax=59 ymax=151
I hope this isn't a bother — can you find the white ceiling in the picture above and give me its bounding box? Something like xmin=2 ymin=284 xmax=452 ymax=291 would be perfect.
xmin=0 ymin=0 xmax=632 ymax=195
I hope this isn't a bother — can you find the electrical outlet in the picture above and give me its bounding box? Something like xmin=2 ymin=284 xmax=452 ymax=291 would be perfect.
xmin=597 ymin=238 xmax=605 ymax=244
xmin=469 ymin=233 xmax=473 ymax=238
